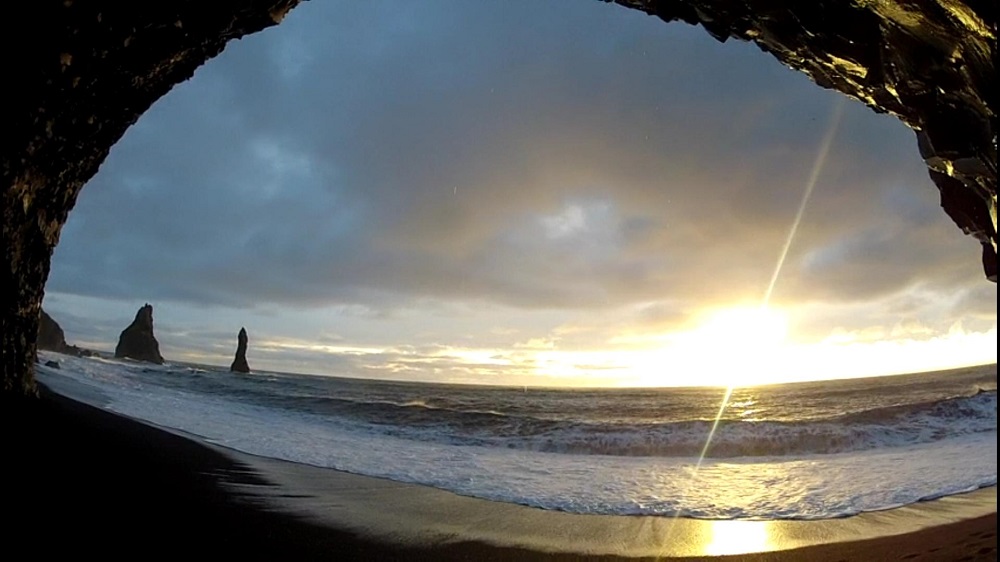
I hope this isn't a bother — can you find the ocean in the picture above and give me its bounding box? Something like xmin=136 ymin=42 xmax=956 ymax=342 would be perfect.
xmin=36 ymin=353 xmax=996 ymax=520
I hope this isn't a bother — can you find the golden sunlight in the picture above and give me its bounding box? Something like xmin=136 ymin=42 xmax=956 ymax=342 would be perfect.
xmin=224 ymin=311 xmax=995 ymax=388
xmin=528 ymin=310 xmax=995 ymax=388
xmin=702 ymin=520 xmax=775 ymax=556
xmin=627 ymin=306 xmax=791 ymax=387
xmin=683 ymin=306 xmax=789 ymax=354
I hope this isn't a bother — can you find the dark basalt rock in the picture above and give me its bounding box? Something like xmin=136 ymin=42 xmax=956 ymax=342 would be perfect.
xmin=37 ymin=309 xmax=89 ymax=357
xmin=1 ymin=0 xmax=995 ymax=395
xmin=38 ymin=309 xmax=70 ymax=353
xmin=115 ymin=304 xmax=164 ymax=365
xmin=230 ymin=327 xmax=251 ymax=373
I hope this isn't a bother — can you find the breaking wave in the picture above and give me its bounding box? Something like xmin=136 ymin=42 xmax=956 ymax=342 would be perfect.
xmin=322 ymin=389 xmax=996 ymax=458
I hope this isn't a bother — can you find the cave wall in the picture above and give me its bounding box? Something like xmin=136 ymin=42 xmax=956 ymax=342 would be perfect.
xmin=2 ymin=0 xmax=995 ymax=396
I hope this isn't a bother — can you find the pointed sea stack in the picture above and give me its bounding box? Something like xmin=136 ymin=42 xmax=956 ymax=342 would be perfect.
xmin=115 ymin=304 xmax=164 ymax=364
xmin=230 ymin=327 xmax=251 ymax=373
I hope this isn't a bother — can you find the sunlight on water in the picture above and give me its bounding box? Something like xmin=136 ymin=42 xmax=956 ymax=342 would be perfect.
xmin=696 ymin=386 xmax=735 ymax=470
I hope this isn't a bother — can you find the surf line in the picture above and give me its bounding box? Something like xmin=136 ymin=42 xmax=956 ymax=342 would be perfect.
xmin=656 ymin=96 xmax=847 ymax=550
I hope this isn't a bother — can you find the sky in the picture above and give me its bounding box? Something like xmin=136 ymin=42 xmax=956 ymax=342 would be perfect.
xmin=43 ymin=0 xmax=997 ymax=387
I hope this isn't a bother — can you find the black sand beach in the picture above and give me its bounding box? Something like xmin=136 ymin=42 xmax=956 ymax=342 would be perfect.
xmin=5 ymin=386 xmax=996 ymax=561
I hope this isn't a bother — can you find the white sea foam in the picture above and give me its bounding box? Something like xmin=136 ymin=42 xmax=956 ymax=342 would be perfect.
xmin=36 ymin=354 xmax=998 ymax=520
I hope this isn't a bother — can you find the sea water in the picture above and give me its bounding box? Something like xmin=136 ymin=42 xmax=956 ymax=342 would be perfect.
xmin=36 ymin=353 xmax=996 ymax=520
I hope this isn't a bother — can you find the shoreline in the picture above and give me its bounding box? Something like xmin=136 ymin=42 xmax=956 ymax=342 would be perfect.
xmin=222 ymin=449 xmax=997 ymax=558
xmin=5 ymin=386 xmax=996 ymax=560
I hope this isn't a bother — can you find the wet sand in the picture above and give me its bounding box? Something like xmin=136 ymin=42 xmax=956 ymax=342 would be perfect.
xmin=4 ymin=386 xmax=995 ymax=561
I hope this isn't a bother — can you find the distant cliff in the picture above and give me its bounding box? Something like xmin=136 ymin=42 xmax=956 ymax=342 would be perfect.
xmin=230 ymin=327 xmax=251 ymax=373
xmin=38 ymin=309 xmax=91 ymax=357
xmin=38 ymin=309 xmax=70 ymax=353
xmin=115 ymin=304 xmax=164 ymax=364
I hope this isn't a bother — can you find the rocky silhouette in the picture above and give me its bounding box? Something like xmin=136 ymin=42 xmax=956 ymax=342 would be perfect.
xmin=37 ymin=309 xmax=91 ymax=357
xmin=230 ymin=327 xmax=251 ymax=373
xmin=115 ymin=304 xmax=164 ymax=364
xmin=38 ymin=309 xmax=70 ymax=353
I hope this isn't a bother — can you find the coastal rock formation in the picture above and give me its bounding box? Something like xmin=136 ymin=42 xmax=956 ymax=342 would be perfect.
xmin=230 ymin=327 xmax=251 ymax=373
xmin=37 ymin=309 xmax=90 ymax=357
xmin=38 ymin=309 xmax=70 ymax=353
xmin=115 ymin=304 xmax=164 ymax=364
xmin=1 ymin=1 xmax=995 ymax=396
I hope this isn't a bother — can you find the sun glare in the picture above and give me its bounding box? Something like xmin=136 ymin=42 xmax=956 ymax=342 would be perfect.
xmin=643 ymin=306 xmax=791 ymax=388
xmin=702 ymin=521 xmax=775 ymax=556
xmin=525 ymin=306 xmax=796 ymax=388
xmin=687 ymin=307 xmax=788 ymax=352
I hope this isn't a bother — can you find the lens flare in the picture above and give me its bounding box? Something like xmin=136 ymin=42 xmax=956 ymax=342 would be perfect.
xmin=763 ymin=97 xmax=847 ymax=308
xmin=662 ymin=98 xmax=847 ymax=544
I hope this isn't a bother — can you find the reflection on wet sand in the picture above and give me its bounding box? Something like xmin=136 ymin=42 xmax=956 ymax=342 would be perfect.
xmin=703 ymin=520 xmax=774 ymax=555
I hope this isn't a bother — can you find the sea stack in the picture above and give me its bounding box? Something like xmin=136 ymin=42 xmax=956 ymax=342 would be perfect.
xmin=230 ymin=327 xmax=251 ymax=373
xmin=115 ymin=304 xmax=164 ymax=364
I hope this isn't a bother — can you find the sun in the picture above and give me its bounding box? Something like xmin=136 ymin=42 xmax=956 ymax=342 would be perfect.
xmin=667 ymin=306 xmax=790 ymax=387
xmin=692 ymin=306 xmax=789 ymax=351
xmin=612 ymin=306 xmax=792 ymax=388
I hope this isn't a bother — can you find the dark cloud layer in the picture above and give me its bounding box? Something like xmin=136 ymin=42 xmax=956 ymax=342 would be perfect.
xmin=47 ymin=0 xmax=994 ymax=362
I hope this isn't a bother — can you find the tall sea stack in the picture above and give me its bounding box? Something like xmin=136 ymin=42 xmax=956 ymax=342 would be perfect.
xmin=230 ymin=327 xmax=250 ymax=373
xmin=115 ymin=304 xmax=164 ymax=364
